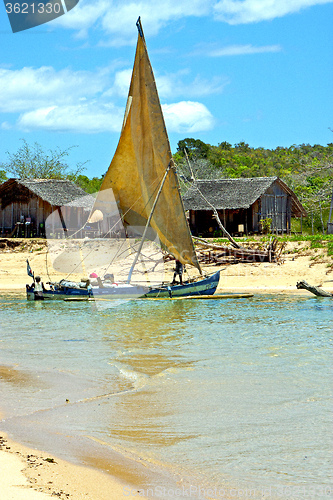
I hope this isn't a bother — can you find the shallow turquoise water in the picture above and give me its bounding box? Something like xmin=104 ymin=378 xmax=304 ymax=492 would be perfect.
xmin=0 ymin=292 xmax=332 ymax=497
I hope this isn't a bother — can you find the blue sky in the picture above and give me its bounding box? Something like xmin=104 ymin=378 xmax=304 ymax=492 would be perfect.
xmin=0 ymin=0 xmax=332 ymax=178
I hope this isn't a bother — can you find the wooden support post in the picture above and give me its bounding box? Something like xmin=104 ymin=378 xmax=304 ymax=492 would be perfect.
xmin=51 ymin=205 xmax=54 ymax=237
xmin=57 ymin=207 xmax=68 ymax=239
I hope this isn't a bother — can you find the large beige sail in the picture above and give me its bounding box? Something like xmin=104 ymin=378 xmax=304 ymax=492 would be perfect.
xmin=92 ymin=25 xmax=201 ymax=272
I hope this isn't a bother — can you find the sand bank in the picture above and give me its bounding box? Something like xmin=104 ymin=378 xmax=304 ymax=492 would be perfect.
xmin=1 ymin=238 xmax=333 ymax=294
xmin=0 ymin=433 xmax=128 ymax=500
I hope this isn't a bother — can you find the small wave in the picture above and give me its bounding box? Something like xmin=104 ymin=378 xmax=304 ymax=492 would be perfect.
xmin=113 ymin=363 xmax=150 ymax=390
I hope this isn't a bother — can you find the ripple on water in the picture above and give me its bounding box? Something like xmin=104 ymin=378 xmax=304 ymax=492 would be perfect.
xmin=0 ymin=292 xmax=331 ymax=492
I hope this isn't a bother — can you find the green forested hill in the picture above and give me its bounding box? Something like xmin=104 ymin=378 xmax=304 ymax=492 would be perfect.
xmin=1 ymin=138 xmax=333 ymax=233
xmin=174 ymin=138 xmax=333 ymax=179
xmin=174 ymin=138 xmax=333 ymax=233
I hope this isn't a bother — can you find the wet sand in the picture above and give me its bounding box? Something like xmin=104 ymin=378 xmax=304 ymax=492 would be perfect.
xmin=0 ymin=363 xmax=182 ymax=499
xmin=0 ymin=432 xmax=130 ymax=500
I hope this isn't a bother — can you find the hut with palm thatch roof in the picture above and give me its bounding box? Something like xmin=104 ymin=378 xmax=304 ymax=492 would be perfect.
xmin=0 ymin=178 xmax=95 ymax=237
xmin=182 ymin=177 xmax=307 ymax=236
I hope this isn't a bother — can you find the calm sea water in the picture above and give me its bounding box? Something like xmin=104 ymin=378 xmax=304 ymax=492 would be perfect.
xmin=0 ymin=292 xmax=332 ymax=498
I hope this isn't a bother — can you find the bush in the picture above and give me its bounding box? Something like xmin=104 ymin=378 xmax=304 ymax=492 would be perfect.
xmin=260 ymin=217 xmax=272 ymax=234
xmin=327 ymin=242 xmax=333 ymax=256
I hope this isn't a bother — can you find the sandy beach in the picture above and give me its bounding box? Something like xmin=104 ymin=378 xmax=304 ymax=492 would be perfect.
xmin=1 ymin=237 xmax=332 ymax=499
xmin=0 ymin=433 xmax=129 ymax=500
xmin=1 ymin=237 xmax=333 ymax=294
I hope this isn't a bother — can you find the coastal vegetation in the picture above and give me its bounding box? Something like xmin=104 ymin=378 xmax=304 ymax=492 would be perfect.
xmin=0 ymin=169 xmax=6 ymax=183
xmin=175 ymin=138 xmax=333 ymax=234
xmin=0 ymin=139 xmax=104 ymax=194
xmin=1 ymin=138 xmax=332 ymax=233
xmin=0 ymin=139 xmax=87 ymax=183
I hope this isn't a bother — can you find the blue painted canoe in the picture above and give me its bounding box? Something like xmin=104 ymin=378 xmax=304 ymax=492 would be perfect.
xmin=26 ymin=271 xmax=220 ymax=301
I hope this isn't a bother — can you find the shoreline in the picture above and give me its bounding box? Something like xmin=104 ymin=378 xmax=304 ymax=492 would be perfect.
xmin=1 ymin=239 xmax=332 ymax=498
xmin=0 ymin=362 xmax=185 ymax=500
xmin=0 ymin=429 xmax=281 ymax=500
xmin=0 ymin=432 xmax=131 ymax=500
xmin=1 ymin=273 xmax=333 ymax=296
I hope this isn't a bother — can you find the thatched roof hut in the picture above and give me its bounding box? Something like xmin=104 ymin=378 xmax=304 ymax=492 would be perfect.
xmin=0 ymin=178 xmax=95 ymax=237
xmin=182 ymin=177 xmax=306 ymax=235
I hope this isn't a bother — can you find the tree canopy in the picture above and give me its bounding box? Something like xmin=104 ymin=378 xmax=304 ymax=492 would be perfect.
xmin=2 ymin=136 xmax=333 ymax=233
xmin=73 ymin=174 xmax=104 ymax=194
xmin=176 ymin=138 xmax=210 ymax=159
xmin=1 ymin=139 xmax=87 ymax=181
xmin=0 ymin=169 xmax=7 ymax=183
xmin=174 ymin=137 xmax=333 ymax=233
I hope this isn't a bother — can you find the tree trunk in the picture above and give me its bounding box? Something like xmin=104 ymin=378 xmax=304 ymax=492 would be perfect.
xmin=296 ymin=280 xmax=332 ymax=297
xmin=193 ymin=236 xmax=277 ymax=262
xmin=211 ymin=207 xmax=241 ymax=248
xmin=319 ymin=201 xmax=325 ymax=233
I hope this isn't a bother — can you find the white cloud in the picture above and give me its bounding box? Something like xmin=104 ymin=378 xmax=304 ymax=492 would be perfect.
xmin=162 ymin=101 xmax=215 ymax=133
xmin=14 ymin=100 xmax=215 ymax=135
xmin=214 ymin=0 xmax=333 ymax=24
xmin=14 ymin=101 xmax=215 ymax=134
xmin=52 ymin=0 xmax=110 ymax=38
xmin=50 ymin=0 xmax=333 ymax=39
xmin=0 ymin=122 xmax=12 ymax=130
xmin=0 ymin=65 xmax=120 ymax=132
xmin=16 ymin=103 xmax=124 ymax=133
xmin=53 ymin=0 xmax=213 ymax=45
xmin=0 ymin=67 xmax=109 ymax=113
xmin=0 ymin=65 xmax=218 ymax=134
xmin=207 ymin=44 xmax=282 ymax=56
xmin=102 ymin=69 xmax=132 ymax=98
xmin=156 ymin=72 xmax=229 ymax=98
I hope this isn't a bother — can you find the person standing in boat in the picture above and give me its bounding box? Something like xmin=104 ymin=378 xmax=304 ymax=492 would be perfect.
xmin=31 ymin=276 xmax=47 ymax=299
xmin=172 ymin=260 xmax=184 ymax=285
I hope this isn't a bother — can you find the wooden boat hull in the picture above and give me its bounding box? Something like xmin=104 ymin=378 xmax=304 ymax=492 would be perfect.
xmin=26 ymin=271 xmax=220 ymax=301
xmin=142 ymin=271 xmax=220 ymax=298
xmin=26 ymin=286 xmax=91 ymax=301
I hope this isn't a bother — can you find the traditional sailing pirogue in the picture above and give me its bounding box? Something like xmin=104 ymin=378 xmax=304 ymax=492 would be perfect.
xmin=27 ymin=18 xmax=224 ymax=301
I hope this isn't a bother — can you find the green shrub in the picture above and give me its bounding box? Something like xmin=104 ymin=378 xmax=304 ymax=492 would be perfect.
xmin=311 ymin=239 xmax=324 ymax=248
xmin=327 ymin=242 xmax=333 ymax=256
xmin=260 ymin=217 xmax=272 ymax=234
